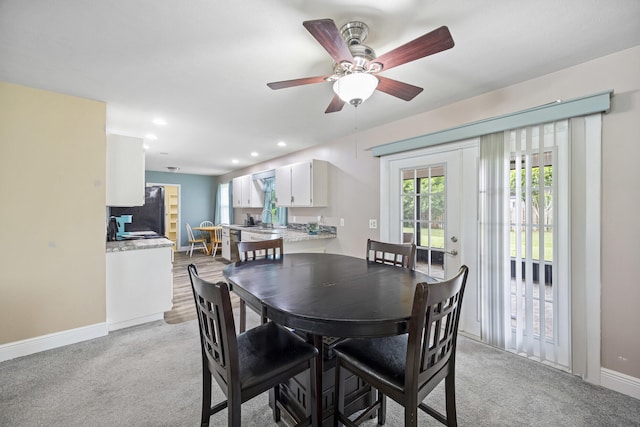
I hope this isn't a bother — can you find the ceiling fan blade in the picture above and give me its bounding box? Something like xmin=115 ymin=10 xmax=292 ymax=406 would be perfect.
xmin=376 ymin=76 xmax=424 ymax=101
xmin=267 ymin=75 xmax=329 ymax=90
xmin=373 ymin=26 xmax=454 ymax=72
xmin=303 ymin=19 xmax=354 ymax=64
xmin=325 ymin=95 xmax=345 ymax=113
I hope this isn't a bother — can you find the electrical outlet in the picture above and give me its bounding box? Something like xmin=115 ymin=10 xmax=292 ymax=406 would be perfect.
xmin=369 ymin=219 xmax=377 ymax=229
xmin=340 ymin=218 xmax=345 ymax=226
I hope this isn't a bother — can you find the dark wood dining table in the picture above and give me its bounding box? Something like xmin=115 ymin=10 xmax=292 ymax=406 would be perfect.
xmin=222 ymin=252 xmax=437 ymax=426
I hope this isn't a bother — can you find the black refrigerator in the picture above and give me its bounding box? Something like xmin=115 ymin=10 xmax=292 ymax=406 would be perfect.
xmin=110 ymin=186 xmax=165 ymax=237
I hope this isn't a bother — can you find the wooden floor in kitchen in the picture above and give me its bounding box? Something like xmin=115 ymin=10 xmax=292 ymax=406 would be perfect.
xmin=164 ymin=249 xmax=231 ymax=324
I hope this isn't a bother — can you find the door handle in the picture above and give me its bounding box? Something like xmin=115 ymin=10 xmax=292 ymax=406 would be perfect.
xmin=446 ymin=249 xmax=458 ymax=256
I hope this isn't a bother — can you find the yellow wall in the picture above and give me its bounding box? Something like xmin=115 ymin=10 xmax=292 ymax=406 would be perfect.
xmin=0 ymin=82 xmax=106 ymax=344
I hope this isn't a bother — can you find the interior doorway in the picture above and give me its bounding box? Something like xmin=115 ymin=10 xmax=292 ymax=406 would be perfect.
xmin=148 ymin=183 xmax=180 ymax=251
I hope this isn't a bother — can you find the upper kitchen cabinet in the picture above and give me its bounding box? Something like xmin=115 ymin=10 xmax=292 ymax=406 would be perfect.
xmin=275 ymin=160 xmax=328 ymax=207
xmin=232 ymin=174 xmax=264 ymax=208
xmin=106 ymin=134 xmax=145 ymax=206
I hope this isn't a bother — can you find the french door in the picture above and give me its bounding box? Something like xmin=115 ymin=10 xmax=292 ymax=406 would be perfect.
xmin=381 ymin=141 xmax=480 ymax=337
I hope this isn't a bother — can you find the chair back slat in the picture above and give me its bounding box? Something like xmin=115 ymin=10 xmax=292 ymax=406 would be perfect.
xmin=366 ymin=238 xmax=416 ymax=270
xmin=237 ymin=237 xmax=283 ymax=261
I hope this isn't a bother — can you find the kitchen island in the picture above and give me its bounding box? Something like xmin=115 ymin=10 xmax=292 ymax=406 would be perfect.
xmin=106 ymin=237 xmax=174 ymax=331
xmin=222 ymin=224 xmax=336 ymax=261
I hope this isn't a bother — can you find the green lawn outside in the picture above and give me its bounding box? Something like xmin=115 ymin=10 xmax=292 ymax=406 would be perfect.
xmin=404 ymin=228 xmax=553 ymax=261
xmin=404 ymin=228 xmax=445 ymax=249
xmin=510 ymin=230 xmax=553 ymax=261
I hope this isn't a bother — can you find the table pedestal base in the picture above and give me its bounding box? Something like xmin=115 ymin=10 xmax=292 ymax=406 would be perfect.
xmin=269 ymin=357 xmax=374 ymax=426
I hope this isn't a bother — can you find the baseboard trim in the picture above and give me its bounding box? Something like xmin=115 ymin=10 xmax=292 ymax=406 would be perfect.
xmin=0 ymin=323 xmax=108 ymax=363
xmin=601 ymin=368 xmax=640 ymax=400
xmin=108 ymin=313 xmax=164 ymax=331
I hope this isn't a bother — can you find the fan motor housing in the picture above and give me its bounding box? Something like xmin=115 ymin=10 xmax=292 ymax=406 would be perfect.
xmin=334 ymin=21 xmax=377 ymax=75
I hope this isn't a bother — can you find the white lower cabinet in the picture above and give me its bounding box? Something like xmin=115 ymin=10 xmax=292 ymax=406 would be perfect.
xmin=222 ymin=227 xmax=231 ymax=260
xmin=106 ymin=246 xmax=173 ymax=331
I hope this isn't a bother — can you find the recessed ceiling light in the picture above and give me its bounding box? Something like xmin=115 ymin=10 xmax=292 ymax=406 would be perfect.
xmin=143 ymin=144 xmax=150 ymax=150
xmin=145 ymin=133 xmax=158 ymax=140
xmin=153 ymin=118 xmax=167 ymax=126
xmin=250 ymin=152 xmax=259 ymax=157
xmin=232 ymin=159 xmax=239 ymax=164
xmin=277 ymin=141 xmax=287 ymax=147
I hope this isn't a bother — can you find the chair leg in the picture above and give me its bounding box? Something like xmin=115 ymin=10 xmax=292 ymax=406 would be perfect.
xmin=377 ymin=389 xmax=386 ymax=425
xmin=333 ymin=358 xmax=343 ymax=427
xmin=272 ymin=384 xmax=281 ymax=422
xmin=201 ymin=365 xmax=212 ymax=426
xmin=309 ymin=356 xmax=318 ymax=427
xmin=228 ymin=392 xmax=242 ymax=427
xmin=444 ymin=373 xmax=457 ymax=426
xmin=189 ymin=243 xmax=194 ymax=257
xmin=239 ymin=300 xmax=246 ymax=333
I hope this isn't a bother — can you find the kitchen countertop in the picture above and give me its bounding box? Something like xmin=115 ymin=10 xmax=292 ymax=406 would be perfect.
xmin=106 ymin=237 xmax=174 ymax=253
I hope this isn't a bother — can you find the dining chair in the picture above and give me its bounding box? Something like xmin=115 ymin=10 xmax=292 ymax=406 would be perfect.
xmin=332 ymin=265 xmax=469 ymax=427
xmin=198 ymin=220 xmax=214 ymax=240
xmin=186 ymin=223 xmax=208 ymax=257
xmin=235 ymin=237 xmax=284 ymax=332
xmin=366 ymin=238 xmax=417 ymax=270
xmin=188 ymin=264 xmax=318 ymax=427
xmin=320 ymin=239 xmax=418 ymax=359
xmin=210 ymin=226 xmax=223 ymax=257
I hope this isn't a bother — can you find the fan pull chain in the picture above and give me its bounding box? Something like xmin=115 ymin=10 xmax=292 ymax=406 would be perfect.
xmin=353 ymin=105 xmax=359 ymax=159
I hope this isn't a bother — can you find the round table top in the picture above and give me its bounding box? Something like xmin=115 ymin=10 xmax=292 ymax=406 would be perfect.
xmin=223 ymin=252 xmax=437 ymax=338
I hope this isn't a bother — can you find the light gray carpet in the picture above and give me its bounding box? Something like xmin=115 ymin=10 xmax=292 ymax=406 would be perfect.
xmin=1 ymin=318 xmax=639 ymax=426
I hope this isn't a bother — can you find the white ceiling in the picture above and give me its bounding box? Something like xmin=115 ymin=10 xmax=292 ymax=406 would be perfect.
xmin=1 ymin=0 xmax=639 ymax=175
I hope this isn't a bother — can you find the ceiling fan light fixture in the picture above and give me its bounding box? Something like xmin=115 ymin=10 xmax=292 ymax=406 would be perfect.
xmin=332 ymin=73 xmax=378 ymax=106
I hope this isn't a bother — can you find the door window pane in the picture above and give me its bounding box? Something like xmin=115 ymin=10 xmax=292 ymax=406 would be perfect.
xmin=401 ymin=165 xmax=446 ymax=279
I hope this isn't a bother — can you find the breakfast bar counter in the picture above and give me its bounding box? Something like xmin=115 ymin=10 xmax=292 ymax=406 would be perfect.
xmin=223 ymin=224 xmax=336 ymax=260
xmin=105 ymin=237 xmax=174 ymax=331
xmin=106 ymin=237 xmax=175 ymax=252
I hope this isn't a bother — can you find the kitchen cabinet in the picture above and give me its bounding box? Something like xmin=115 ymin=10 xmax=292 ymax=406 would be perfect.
xmin=106 ymin=241 xmax=173 ymax=331
xmin=275 ymin=159 xmax=328 ymax=207
xmin=232 ymin=175 xmax=264 ymax=208
xmin=106 ymin=134 xmax=145 ymax=206
xmin=221 ymin=227 xmax=230 ymax=260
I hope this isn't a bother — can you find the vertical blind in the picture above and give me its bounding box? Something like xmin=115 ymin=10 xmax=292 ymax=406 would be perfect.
xmin=480 ymin=120 xmax=569 ymax=369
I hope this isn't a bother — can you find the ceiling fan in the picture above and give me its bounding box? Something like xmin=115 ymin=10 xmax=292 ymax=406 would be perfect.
xmin=266 ymin=19 xmax=454 ymax=113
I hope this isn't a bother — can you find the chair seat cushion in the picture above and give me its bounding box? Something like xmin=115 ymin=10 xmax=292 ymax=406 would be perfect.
xmin=237 ymin=322 xmax=318 ymax=390
xmin=333 ymin=334 xmax=408 ymax=392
